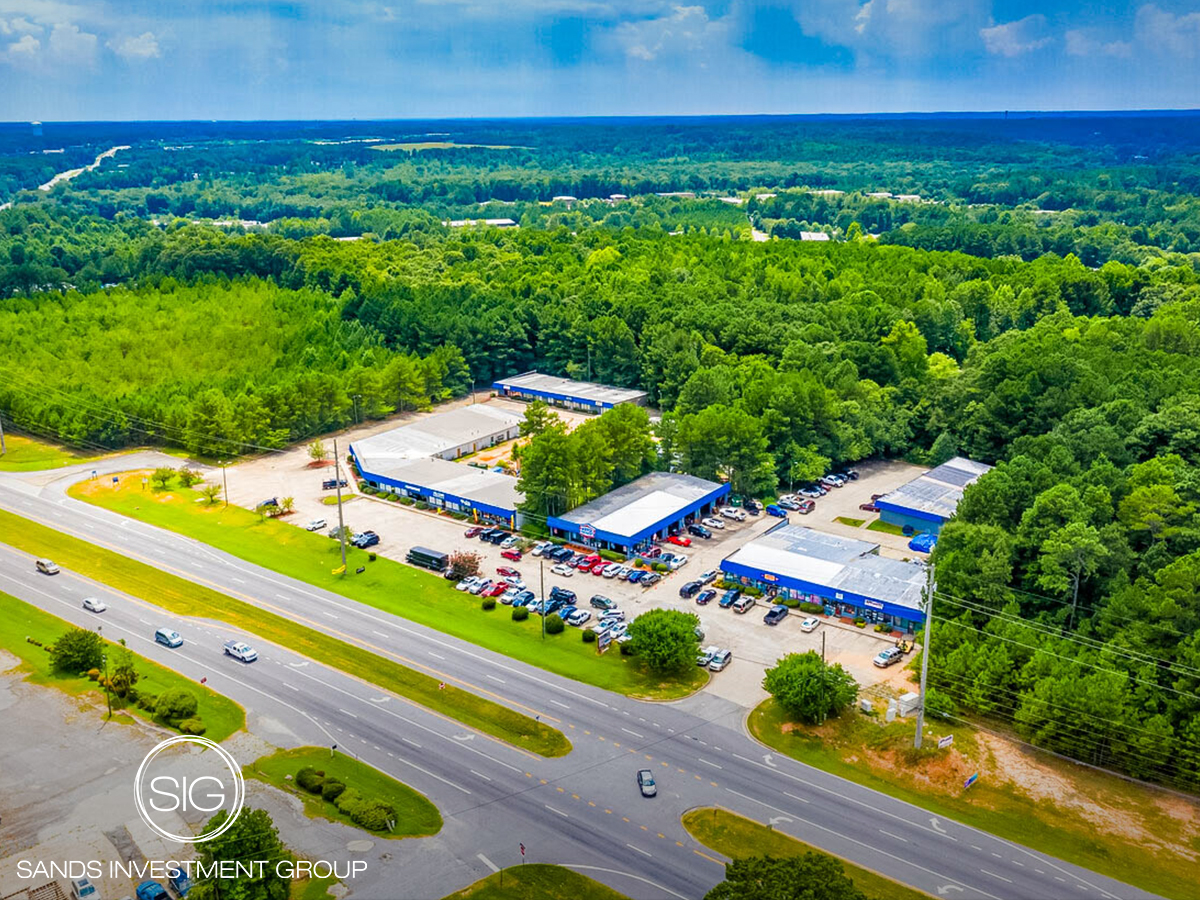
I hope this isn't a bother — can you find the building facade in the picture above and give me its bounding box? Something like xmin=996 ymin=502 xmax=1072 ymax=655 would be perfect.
xmin=876 ymin=456 xmax=993 ymax=536
xmin=492 ymin=371 xmax=648 ymax=415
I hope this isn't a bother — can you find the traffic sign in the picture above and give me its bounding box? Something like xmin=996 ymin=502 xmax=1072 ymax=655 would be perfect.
xmin=964 ymin=772 xmax=979 ymax=789
xmin=938 ymin=734 xmax=954 ymax=749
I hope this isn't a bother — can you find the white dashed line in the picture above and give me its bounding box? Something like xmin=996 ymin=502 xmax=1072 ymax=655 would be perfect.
xmin=544 ymin=805 xmax=568 ymax=818
xmin=621 ymin=727 xmax=644 ymax=738
xmin=625 ymin=844 xmax=652 ymax=858
xmin=486 ymin=674 xmax=506 ymax=684
xmin=879 ymin=829 xmax=908 ymax=843
xmin=337 ymin=709 xmax=358 ymax=718
xmin=402 ymin=738 xmax=421 ymax=749
xmin=699 ymin=759 xmax=723 ymax=770
xmin=470 ymin=770 xmax=492 ymax=782
xmin=782 ymin=791 xmax=810 ymax=804
xmin=980 ymin=870 xmax=1013 ymax=884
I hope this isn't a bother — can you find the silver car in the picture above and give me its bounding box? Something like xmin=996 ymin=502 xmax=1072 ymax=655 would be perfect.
xmin=708 ymin=649 xmax=732 ymax=671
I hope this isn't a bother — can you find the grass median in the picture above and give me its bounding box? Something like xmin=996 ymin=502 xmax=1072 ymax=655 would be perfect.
xmin=682 ymin=807 xmax=932 ymax=900
xmin=0 ymin=434 xmax=106 ymax=472
xmin=0 ymin=507 xmax=570 ymax=758
xmin=244 ymin=746 xmax=442 ymax=838
xmin=0 ymin=590 xmax=245 ymax=741
xmin=69 ymin=473 xmax=706 ymax=700
xmin=749 ymin=698 xmax=1197 ymax=900
xmin=442 ymin=864 xmax=629 ymax=900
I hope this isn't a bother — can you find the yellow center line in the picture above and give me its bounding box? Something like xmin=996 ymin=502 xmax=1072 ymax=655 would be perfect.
xmin=694 ymin=850 xmax=725 ymax=867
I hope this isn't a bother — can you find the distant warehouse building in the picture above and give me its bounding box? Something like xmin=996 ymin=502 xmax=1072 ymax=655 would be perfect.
xmin=875 ymin=456 xmax=993 ymax=536
xmin=721 ymin=524 xmax=927 ymax=632
xmin=350 ymin=406 xmax=521 ymax=463
xmin=547 ymin=472 xmax=729 ymax=556
xmin=492 ymin=371 xmax=648 ymax=415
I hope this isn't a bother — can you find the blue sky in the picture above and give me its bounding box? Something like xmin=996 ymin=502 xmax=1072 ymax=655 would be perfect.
xmin=0 ymin=1 xmax=1197 ymax=120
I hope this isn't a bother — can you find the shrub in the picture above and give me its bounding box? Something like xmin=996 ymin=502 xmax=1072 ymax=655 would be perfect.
xmin=386 ymin=492 xmax=399 ymax=501
xmin=87 ymin=668 xmax=101 ymax=681
xmin=874 ymin=623 xmax=890 ymax=633
xmin=296 ymin=766 xmax=325 ymax=793
xmin=599 ymin=549 xmax=625 ymax=563
xmin=582 ymin=629 xmax=597 ymax=643
xmin=415 ymin=500 xmax=429 ymax=510
xmin=781 ymin=597 xmax=801 ymax=608
xmin=481 ymin=597 xmax=497 ymax=611
xmin=854 ymin=618 xmax=866 ymax=628
xmin=49 ymin=627 xmax=104 ymax=674
xmin=398 ymin=496 xmax=414 ymax=506
xmin=619 ymin=642 xmax=636 ymax=656
xmin=512 ymin=606 xmax=530 ymax=622
xmin=799 ymin=602 xmax=825 ymax=614
xmin=155 ymin=687 xmax=199 ymax=726
xmin=545 ymin=613 xmax=565 ymax=635
xmin=321 ymin=780 xmax=346 ymax=802
xmin=356 ymin=481 xmax=368 ymax=492
xmin=178 ymin=717 xmax=207 ymax=735
xmin=368 ymin=552 xmax=377 ymax=562
xmin=652 ymin=562 xmax=669 ymax=573
xmin=741 ymin=585 xmax=763 ymax=598
xmin=136 ymin=692 xmax=158 ymax=711
xmin=334 ymin=788 xmax=395 ymax=832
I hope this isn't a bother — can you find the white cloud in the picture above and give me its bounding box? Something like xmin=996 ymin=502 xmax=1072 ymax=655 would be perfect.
xmin=10 ymin=16 xmax=41 ymax=33
xmin=6 ymin=32 xmax=37 ymax=57
xmin=1135 ymin=4 xmax=1200 ymax=58
xmin=109 ymin=31 xmax=160 ymax=60
xmin=612 ymin=5 xmax=726 ymax=63
xmin=791 ymin=0 xmax=991 ymax=62
xmin=47 ymin=20 xmax=96 ymax=62
xmin=980 ymin=14 xmax=1051 ymax=58
xmin=1064 ymin=29 xmax=1131 ymax=59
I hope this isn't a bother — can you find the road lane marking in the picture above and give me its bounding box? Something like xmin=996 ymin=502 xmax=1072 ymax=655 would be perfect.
xmin=477 ymin=854 xmax=499 ymax=873
xmin=372 ymin=630 xmax=388 ymax=637
xmin=725 ymin=789 xmax=795 ymax=818
xmin=337 ymin=709 xmax=358 ymax=718
xmin=429 ymin=651 xmax=445 ymax=660
xmin=879 ymin=829 xmax=908 ymax=843
xmin=980 ymin=870 xmax=1013 ymax=884
xmin=322 ymin=611 xmax=338 ymax=619
xmin=470 ymin=770 xmax=492 ymax=782
xmin=544 ymin=804 xmax=568 ymax=818
xmin=486 ymin=674 xmax=506 ymax=684
xmin=782 ymin=791 xmax=810 ymax=804
xmin=625 ymin=844 xmax=652 ymax=859
xmin=549 ymin=699 xmax=570 ymax=709
xmin=402 ymin=738 xmax=421 ymax=748
xmin=699 ymin=758 xmax=722 ymax=769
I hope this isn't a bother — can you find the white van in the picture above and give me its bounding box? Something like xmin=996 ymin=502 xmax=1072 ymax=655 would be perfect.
xmin=36 ymin=559 xmax=60 ymax=575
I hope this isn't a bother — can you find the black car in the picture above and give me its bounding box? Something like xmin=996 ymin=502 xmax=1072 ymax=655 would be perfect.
xmin=321 ymin=478 xmax=349 ymax=490
xmin=764 ymin=605 xmax=789 ymax=626
xmin=590 ymin=595 xmax=616 ymax=610
xmin=718 ymin=589 xmax=741 ymax=608
xmin=835 ymin=469 xmax=860 ymax=481
xmin=550 ymin=586 xmax=577 ymax=603
xmin=552 ymin=547 xmax=574 ymax=562
xmin=488 ymin=531 xmax=511 ymax=545
xmin=352 ymin=530 xmax=380 ymax=548
xmin=679 ymin=580 xmax=702 ymax=598
xmin=687 ymin=523 xmax=712 ymax=539
xmin=478 ymin=528 xmax=501 ymax=542
xmin=744 ymin=499 xmax=762 ymax=515
xmin=696 ymin=589 xmax=717 ymax=606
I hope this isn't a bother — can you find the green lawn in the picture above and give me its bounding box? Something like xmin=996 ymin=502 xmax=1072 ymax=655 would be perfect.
xmin=0 ymin=590 xmax=245 ymax=741
xmin=70 ymin=473 xmax=707 ymax=701
xmin=865 ymin=519 xmax=908 ymax=536
xmin=749 ymin=699 xmax=1196 ymax=900
xmin=0 ymin=506 xmax=569 ymax=758
xmin=0 ymin=434 xmax=106 ymax=472
xmin=244 ymin=746 xmax=442 ymax=838
xmin=682 ymin=807 xmax=931 ymax=900
xmin=289 ymin=876 xmax=338 ymax=900
xmin=834 ymin=516 xmax=866 ymax=528
xmin=442 ymin=865 xmax=629 ymax=900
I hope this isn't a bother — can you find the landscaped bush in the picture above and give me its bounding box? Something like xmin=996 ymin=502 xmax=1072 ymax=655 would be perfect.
xmin=136 ymin=692 xmax=158 ymax=711
xmin=321 ymin=780 xmax=346 ymax=802
xmin=599 ymin=549 xmax=624 ymax=563
xmin=741 ymin=585 xmax=763 ymax=598
xmin=781 ymin=597 xmax=801 ymax=608
xmin=652 ymin=562 xmax=669 ymax=573
xmin=854 ymin=618 xmax=866 ymax=627
xmin=334 ymin=788 xmax=395 ymax=832
xmin=451 ymin=511 xmax=469 ymax=520
xmin=545 ymin=613 xmax=565 ymax=634
xmin=799 ymin=602 xmax=825 ymax=614
xmin=619 ymin=642 xmax=636 ymax=656
xmin=296 ymin=766 xmax=325 ymax=793
xmin=415 ymin=500 xmax=429 ymax=510
xmin=385 ymin=493 xmax=399 ymax=501
xmin=512 ymin=606 xmax=529 ymax=621
xmin=178 ymin=717 xmax=207 ymax=735
xmin=582 ymin=629 xmax=597 ymax=643
xmin=398 ymin=496 xmax=414 ymax=506
xmin=87 ymin=668 xmax=101 ymax=681
xmin=368 ymin=552 xmax=377 ymax=562
xmin=481 ymin=597 xmax=496 ymax=611
xmin=155 ymin=687 xmax=199 ymax=726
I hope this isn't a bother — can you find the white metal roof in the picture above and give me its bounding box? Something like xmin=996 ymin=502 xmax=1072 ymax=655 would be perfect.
xmin=351 ymin=406 xmax=521 ymax=463
xmin=558 ymin=472 xmax=722 ymax=538
xmin=495 ymin=371 xmax=648 ymax=407
xmin=877 ymin=456 xmax=993 ymax=520
xmin=358 ymin=456 xmax=521 ymax=511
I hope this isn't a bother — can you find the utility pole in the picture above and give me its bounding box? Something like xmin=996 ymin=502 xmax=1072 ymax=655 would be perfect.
xmin=334 ymin=438 xmax=347 ymax=572
xmin=821 ymin=630 xmax=826 ymax=664
xmin=914 ymin=559 xmax=935 ymax=749
xmin=539 ymin=557 xmax=546 ymax=641
xmin=351 ymin=394 xmax=362 ymax=425
xmin=97 ymin=627 xmax=112 ymax=720
xmin=220 ymin=461 xmax=229 ymax=508
xmin=0 ymin=410 xmax=6 ymax=455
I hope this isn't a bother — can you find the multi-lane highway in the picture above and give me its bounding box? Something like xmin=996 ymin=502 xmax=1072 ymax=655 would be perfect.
xmin=0 ymin=459 xmax=1162 ymax=900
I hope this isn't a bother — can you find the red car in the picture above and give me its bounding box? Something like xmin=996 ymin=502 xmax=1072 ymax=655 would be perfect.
xmin=797 ymin=500 xmax=815 ymax=514
xmin=501 ymin=549 xmax=523 ymax=562
xmin=496 ymin=566 xmax=520 ymax=578
xmin=859 ymin=502 xmax=880 ymax=513
xmin=643 ymin=547 xmax=662 ymax=559
xmin=667 ymin=535 xmax=692 ymax=547
xmin=591 ymin=562 xmax=607 ymax=575
xmin=484 ymin=582 xmax=507 ymax=597
xmin=577 ymin=554 xmax=601 ymax=569
xmin=464 ymin=526 xmax=483 ymax=538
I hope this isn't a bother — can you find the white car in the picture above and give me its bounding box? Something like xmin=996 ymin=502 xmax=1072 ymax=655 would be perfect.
xmin=720 ymin=507 xmax=746 ymax=521
xmin=305 ymin=518 xmax=327 ymax=531
xmin=800 ymin=616 xmax=820 ymax=633
xmin=455 ymin=575 xmax=480 ymax=592
xmin=500 ymin=536 xmax=519 ymax=549
xmin=602 ymin=563 xmax=622 ymax=578
xmin=551 ymin=563 xmax=574 ymax=577
xmin=223 ymin=640 xmax=258 ymax=662
xmin=531 ymin=541 xmax=551 ymax=557
xmin=567 ymin=609 xmax=592 ymax=626
xmin=701 ymin=517 xmax=725 ymax=530
xmin=82 ymin=597 xmax=107 ymax=613
xmin=500 ymin=588 xmax=520 ymax=604
xmin=663 ymin=553 xmax=688 ymax=569
xmin=469 ymin=579 xmax=492 ymax=595
xmin=821 ymin=474 xmax=847 ymax=488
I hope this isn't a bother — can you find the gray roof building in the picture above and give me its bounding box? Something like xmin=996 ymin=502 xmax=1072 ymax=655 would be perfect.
xmin=492 ymin=371 xmax=648 ymax=411
xmin=350 ymin=406 xmax=522 ymax=463
xmin=876 ymin=456 xmax=994 ymax=524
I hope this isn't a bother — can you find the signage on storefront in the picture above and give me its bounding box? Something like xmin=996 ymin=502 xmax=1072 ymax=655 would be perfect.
xmin=580 ymin=523 xmax=596 ymax=538
xmin=761 ymin=573 xmax=778 ymax=582
xmin=864 ymin=599 xmax=884 ymax=610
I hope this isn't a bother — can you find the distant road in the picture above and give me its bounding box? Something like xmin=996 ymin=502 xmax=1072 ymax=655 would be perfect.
xmin=38 ymin=144 xmax=130 ymax=192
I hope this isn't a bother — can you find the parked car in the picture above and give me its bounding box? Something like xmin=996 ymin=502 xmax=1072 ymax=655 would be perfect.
xmin=636 ymin=769 xmax=658 ymax=798
xmin=169 ymin=869 xmax=193 ymax=898
xmin=351 ymin=530 xmax=379 ymax=548
xmin=551 ymin=563 xmax=574 ymax=577
xmin=456 ymin=575 xmax=480 ymax=591
xmin=696 ymin=589 xmax=717 ymax=606
xmin=501 ymin=549 xmax=523 ymax=562
xmin=874 ymin=647 xmax=905 ymax=668
xmin=136 ymin=882 xmax=168 ymax=900
xmin=615 ymin=565 xmax=633 ymax=579
xmin=500 ymin=536 xmax=519 ymax=549
xmin=305 ymin=518 xmax=328 ymax=532
xmin=701 ymin=516 xmax=725 ymax=530
xmin=155 ymin=627 xmax=184 ymax=648
xmin=499 ymin=588 xmax=520 ymax=605
xmin=718 ymin=589 xmax=741 ymax=608
xmin=871 ymin=493 xmax=885 ymax=501
xmin=708 ymin=649 xmax=733 ymax=672
xmin=513 ymin=590 xmax=535 ymax=607
xmin=696 ymin=647 xmax=716 ymax=667
xmin=835 ymin=469 xmax=860 ymax=481
xmin=797 ymin=485 xmax=823 ymax=499
xmin=820 ymin=474 xmax=847 ymax=488
xmin=590 ymin=595 xmax=616 ymax=610
xmin=639 ymin=572 xmax=661 ymax=586
xmin=765 ymin=504 xmax=787 ymax=518
xmin=797 ymin=499 xmax=816 ymax=514
xmin=550 ymin=586 xmax=577 ymax=603
xmin=600 ymin=563 xmax=621 ymax=578
xmin=679 ymin=580 xmax=702 ymax=598
xmin=642 ymin=546 xmax=663 ymax=559
xmin=82 ymin=597 xmax=107 ymax=613
xmin=624 ymin=570 xmax=642 ymax=584
xmin=720 ymin=507 xmax=747 ymax=521
xmin=661 ymin=552 xmax=688 ymax=569
xmin=799 ymin=616 xmax=820 ymax=633
xmin=223 ymin=640 xmax=258 ymax=663
xmin=321 ymin=478 xmax=348 ymax=491
xmin=567 ymin=609 xmax=592 ymax=627
xmin=777 ymin=498 xmax=800 ymax=511
xmin=732 ymin=595 xmax=757 ymax=614
xmin=70 ymin=877 xmax=99 ymax=900
xmin=764 ymin=605 xmax=789 ymax=626
xmin=497 ymin=566 xmax=520 ymax=578
xmin=859 ymin=502 xmax=880 ymax=513
xmin=697 ymin=569 xmax=717 ymax=584
xmin=666 ymin=534 xmax=692 ymax=547
xmin=487 ymin=531 xmax=511 ymax=545
xmin=551 ymin=547 xmax=574 ymax=562
xmin=484 ymin=582 xmax=507 ymax=597
xmin=744 ymin=499 xmax=762 ymax=515
xmin=687 ymin=523 xmax=712 ymax=539
xmin=35 ymin=558 xmax=59 ymax=575
xmin=469 ymin=579 xmax=492 ymax=595
xmin=464 ymin=526 xmax=483 ymax=539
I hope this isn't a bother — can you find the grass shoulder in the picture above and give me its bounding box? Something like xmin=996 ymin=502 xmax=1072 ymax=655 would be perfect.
xmin=0 ymin=434 xmax=107 ymax=472
xmin=244 ymin=746 xmax=441 ymax=838
xmin=682 ymin=807 xmax=931 ymax=900
xmin=748 ymin=698 xmax=1198 ymax=900
xmin=442 ymin=864 xmax=629 ymax=900
xmin=0 ymin=506 xmax=569 ymax=758
xmin=70 ymin=473 xmax=705 ymax=701
xmin=0 ymin=591 xmax=245 ymax=741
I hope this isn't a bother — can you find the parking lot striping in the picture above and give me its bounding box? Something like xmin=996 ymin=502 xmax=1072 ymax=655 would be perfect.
xmin=544 ymin=804 xmax=569 ymax=818
xmin=980 ymin=870 xmax=1013 ymax=884
xmin=476 ymin=854 xmax=499 ymax=874
xmin=699 ymin=758 xmax=722 ymax=770
xmin=879 ymin=829 xmax=908 ymax=843
xmin=621 ymin=727 xmax=644 ymax=738
xmin=470 ymin=770 xmax=492 ymax=782
xmin=402 ymin=738 xmax=421 ymax=748
xmin=694 ymin=850 xmax=724 ymax=867
xmin=625 ymin=844 xmax=653 ymax=859
xmin=781 ymin=791 xmax=810 ymax=804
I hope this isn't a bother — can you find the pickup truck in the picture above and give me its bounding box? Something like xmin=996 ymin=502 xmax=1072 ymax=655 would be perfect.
xmin=223 ymin=640 xmax=258 ymax=663
xmin=321 ymin=478 xmax=349 ymax=490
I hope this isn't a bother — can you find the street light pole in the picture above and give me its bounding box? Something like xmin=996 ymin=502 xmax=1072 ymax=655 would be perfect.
xmin=333 ymin=438 xmax=347 ymax=572
xmin=0 ymin=410 xmax=6 ymax=455
xmin=914 ymin=559 xmax=936 ymax=749
xmin=540 ymin=558 xmax=546 ymax=641
xmin=220 ymin=461 xmax=229 ymax=509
